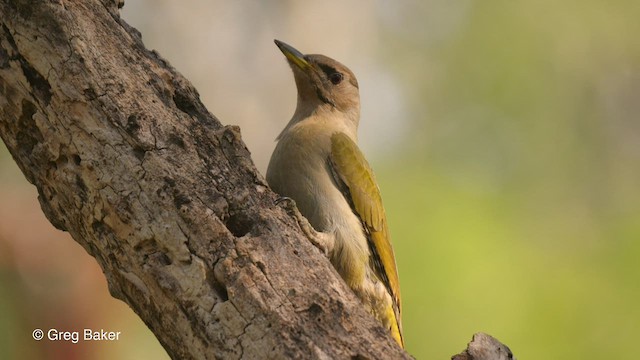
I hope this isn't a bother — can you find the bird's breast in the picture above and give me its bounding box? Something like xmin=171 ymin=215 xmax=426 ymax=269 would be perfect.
xmin=266 ymin=124 xmax=370 ymax=285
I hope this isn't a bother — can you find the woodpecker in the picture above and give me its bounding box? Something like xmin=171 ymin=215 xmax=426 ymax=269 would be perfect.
xmin=267 ymin=40 xmax=403 ymax=347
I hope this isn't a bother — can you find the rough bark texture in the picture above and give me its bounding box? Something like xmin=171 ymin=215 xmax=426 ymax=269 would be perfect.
xmin=0 ymin=1 xmax=514 ymax=359
xmin=0 ymin=0 xmax=412 ymax=359
xmin=451 ymin=333 xmax=514 ymax=360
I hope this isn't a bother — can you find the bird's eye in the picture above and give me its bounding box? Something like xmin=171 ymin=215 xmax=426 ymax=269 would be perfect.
xmin=329 ymin=72 xmax=343 ymax=85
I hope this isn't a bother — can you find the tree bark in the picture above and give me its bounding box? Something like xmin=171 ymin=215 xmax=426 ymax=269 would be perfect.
xmin=0 ymin=0 xmax=411 ymax=359
xmin=0 ymin=1 xmax=514 ymax=359
xmin=451 ymin=333 xmax=514 ymax=360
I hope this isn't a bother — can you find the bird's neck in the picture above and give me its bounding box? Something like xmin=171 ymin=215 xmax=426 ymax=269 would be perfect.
xmin=277 ymin=101 xmax=359 ymax=141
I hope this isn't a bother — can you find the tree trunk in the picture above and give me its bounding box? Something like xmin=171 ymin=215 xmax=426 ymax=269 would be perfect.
xmin=0 ymin=1 xmax=513 ymax=359
xmin=0 ymin=0 xmax=411 ymax=358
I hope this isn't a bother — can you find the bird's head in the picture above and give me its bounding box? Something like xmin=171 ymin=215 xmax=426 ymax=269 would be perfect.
xmin=275 ymin=40 xmax=360 ymax=122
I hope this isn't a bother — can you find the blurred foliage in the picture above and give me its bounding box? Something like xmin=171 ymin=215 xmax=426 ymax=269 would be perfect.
xmin=377 ymin=1 xmax=640 ymax=359
xmin=1 ymin=1 xmax=639 ymax=359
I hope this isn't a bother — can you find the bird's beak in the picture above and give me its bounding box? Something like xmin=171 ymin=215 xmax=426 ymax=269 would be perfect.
xmin=274 ymin=39 xmax=310 ymax=71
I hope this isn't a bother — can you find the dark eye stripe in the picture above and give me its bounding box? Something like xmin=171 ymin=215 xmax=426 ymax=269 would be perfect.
xmin=319 ymin=64 xmax=337 ymax=75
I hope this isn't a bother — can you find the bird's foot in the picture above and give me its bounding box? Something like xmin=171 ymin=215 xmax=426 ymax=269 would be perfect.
xmin=275 ymin=197 xmax=333 ymax=256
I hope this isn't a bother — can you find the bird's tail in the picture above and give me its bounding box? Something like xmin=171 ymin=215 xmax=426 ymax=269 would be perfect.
xmin=386 ymin=303 xmax=404 ymax=348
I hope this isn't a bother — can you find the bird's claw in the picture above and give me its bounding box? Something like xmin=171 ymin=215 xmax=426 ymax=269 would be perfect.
xmin=274 ymin=196 xmax=295 ymax=207
xmin=275 ymin=196 xmax=333 ymax=256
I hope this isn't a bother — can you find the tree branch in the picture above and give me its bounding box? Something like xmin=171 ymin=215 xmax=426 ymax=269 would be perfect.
xmin=1 ymin=1 xmax=515 ymax=359
xmin=452 ymin=333 xmax=514 ymax=360
xmin=0 ymin=0 xmax=410 ymax=358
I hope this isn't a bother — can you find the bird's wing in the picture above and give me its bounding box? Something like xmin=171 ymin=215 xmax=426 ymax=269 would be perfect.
xmin=328 ymin=132 xmax=402 ymax=338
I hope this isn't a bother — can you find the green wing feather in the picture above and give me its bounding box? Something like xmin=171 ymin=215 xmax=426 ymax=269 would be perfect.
xmin=329 ymin=132 xmax=403 ymax=344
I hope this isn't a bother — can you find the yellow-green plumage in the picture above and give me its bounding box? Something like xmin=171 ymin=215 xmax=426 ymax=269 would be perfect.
xmin=330 ymin=132 xmax=403 ymax=346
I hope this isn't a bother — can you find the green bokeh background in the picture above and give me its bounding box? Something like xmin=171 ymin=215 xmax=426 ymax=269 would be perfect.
xmin=382 ymin=1 xmax=640 ymax=358
xmin=1 ymin=1 xmax=639 ymax=359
